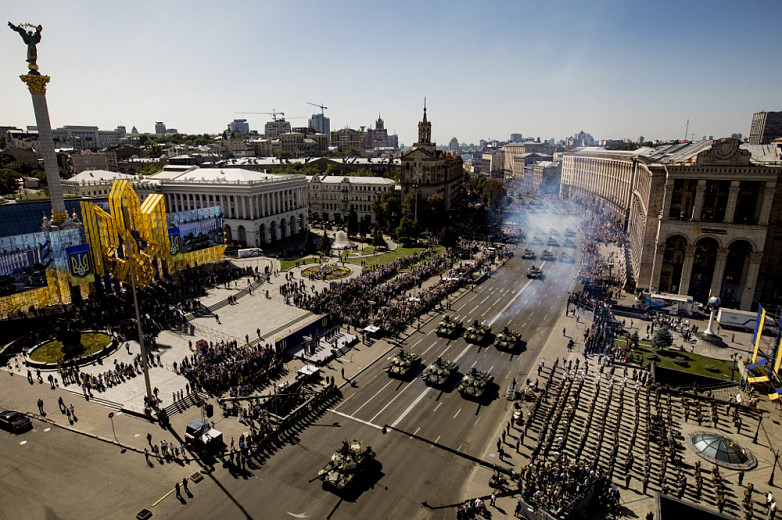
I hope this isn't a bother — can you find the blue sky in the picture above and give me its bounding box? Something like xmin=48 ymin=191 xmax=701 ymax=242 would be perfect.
xmin=3 ymin=1 xmax=781 ymax=146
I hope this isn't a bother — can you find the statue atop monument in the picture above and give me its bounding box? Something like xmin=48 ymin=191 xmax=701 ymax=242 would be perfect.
xmin=8 ymin=22 xmax=42 ymax=74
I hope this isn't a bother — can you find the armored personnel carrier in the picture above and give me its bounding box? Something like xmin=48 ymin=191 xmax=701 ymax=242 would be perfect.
xmin=495 ymin=327 xmax=521 ymax=350
xmin=541 ymin=250 xmax=556 ymax=261
xmin=458 ymin=368 xmax=494 ymax=399
xmin=527 ymin=265 xmax=543 ymax=278
xmin=436 ymin=315 xmax=462 ymax=338
xmin=464 ymin=320 xmax=491 ymax=344
xmin=421 ymin=357 xmax=458 ymax=386
xmin=521 ymin=248 xmax=536 ymax=260
xmin=385 ymin=349 xmax=421 ymax=378
xmin=318 ymin=440 xmax=377 ymax=492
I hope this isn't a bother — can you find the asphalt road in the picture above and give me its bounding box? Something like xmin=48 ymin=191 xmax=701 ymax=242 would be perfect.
xmin=152 ymin=237 xmax=583 ymax=520
xmin=0 ymin=418 xmax=186 ymax=520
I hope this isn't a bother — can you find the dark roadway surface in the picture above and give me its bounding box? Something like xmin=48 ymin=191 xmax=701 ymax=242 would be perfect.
xmin=0 ymin=220 xmax=583 ymax=520
xmin=151 ymin=242 xmax=582 ymax=520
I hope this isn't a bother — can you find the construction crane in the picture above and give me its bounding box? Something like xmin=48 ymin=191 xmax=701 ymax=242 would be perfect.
xmin=235 ymin=109 xmax=285 ymax=121
xmin=307 ymin=102 xmax=328 ymax=118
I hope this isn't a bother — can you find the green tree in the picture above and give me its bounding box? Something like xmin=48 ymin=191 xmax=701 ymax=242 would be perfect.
xmin=146 ymin=142 xmax=163 ymax=158
xmin=439 ymin=226 xmax=459 ymax=249
xmin=137 ymin=163 xmax=162 ymax=176
xmin=371 ymin=226 xmax=386 ymax=249
xmin=483 ymin=179 xmax=506 ymax=209
xmin=320 ymin=228 xmax=330 ymax=255
xmin=396 ymin=217 xmax=420 ymax=245
xmin=359 ymin=215 xmax=372 ymax=237
xmin=651 ymin=327 xmax=674 ymax=350
xmin=304 ymin=231 xmax=317 ymax=254
xmin=347 ymin=207 xmax=359 ymax=237
xmin=0 ymin=168 xmax=22 ymax=194
xmin=371 ymin=190 xmax=401 ymax=233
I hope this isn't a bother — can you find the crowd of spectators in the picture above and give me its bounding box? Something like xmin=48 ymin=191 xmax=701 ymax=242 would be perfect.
xmin=178 ymin=339 xmax=281 ymax=397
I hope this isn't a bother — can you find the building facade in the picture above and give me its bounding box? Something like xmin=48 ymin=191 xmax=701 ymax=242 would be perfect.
xmin=155 ymin=167 xmax=308 ymax=248
xmin=560 ymin=139 xmax=782 ymax=310
xmin=400 ymin=105 xmax=464 ymax=211
xmin=69 ymin=150 xmax=119 ymax=173
xmin=749 ymin=111 xmax=782 ymax=145
xmin=307 ymin=175 xmax=396 ymax=225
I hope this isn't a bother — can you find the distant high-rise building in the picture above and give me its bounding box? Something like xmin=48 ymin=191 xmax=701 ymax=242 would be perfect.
xmin=510 ymin=133 xmax=523 ymax=143
xmin=265 ymin=119 xmax=291 ymax=138
xmin=449 ymin=137 xmax=459 ymax=151
xmin=308 ymin=113 xmax=331 ymax=144
xmin=154 ymin=121 xmax=166 ymax=135
xmin=638 ymin=136 xmax=645 ymax=144
xmin=749 ymin=111 xmax=782 ymax=145
xmin=228 ymin=119 xmax=250 ymax=135
xmin=731 ymin=133 xmax=743 ymax=141
xmin=372 ymin=113 xmax=389 ymax=148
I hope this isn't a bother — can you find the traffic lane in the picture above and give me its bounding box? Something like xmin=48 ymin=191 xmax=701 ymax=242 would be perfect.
xmin=0 ymin=419 xmax=182 ymax=520
xmin=164 ymin=416 xmax=470 ymax=520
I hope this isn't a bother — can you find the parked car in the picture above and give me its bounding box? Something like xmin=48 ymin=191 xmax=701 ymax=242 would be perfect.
xmin=0 ymin=410 xmax=32 ymax=433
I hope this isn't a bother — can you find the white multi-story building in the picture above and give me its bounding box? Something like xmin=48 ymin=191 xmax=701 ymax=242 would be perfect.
xmin=307 ymin=175 xmax=396 ymax=225
xmin=154 ymin=167 xmax=308 ymax=247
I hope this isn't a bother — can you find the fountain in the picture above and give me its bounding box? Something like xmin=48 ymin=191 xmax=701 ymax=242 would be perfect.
xmin=331 ymin=230 xmax=353 ymax=250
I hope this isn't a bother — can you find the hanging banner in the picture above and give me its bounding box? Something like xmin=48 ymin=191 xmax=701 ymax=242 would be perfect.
xmin=168 ymin=228 xmax=183 ymax=261
xmin=66 ymin=244 xmax=95 ymax=286
xmin=751 ymin=305 xmax=765 ymax=364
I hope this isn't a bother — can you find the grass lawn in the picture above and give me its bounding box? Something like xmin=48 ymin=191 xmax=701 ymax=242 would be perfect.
xmin=615 ymin=337 xmax=736 ymax=381
xmin=279 ymin=256 xmax=320 ymax=272
xmin=29 ymin=332 xmax=112 ymax=363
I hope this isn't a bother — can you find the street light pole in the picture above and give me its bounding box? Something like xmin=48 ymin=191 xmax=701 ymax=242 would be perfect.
xmin=121 ymin=205 xmax=155 ymax=415
xmin=770 ymin=449 xmax=779 ymax=486
xmin=753 ymin=412 xmax=763 ymax=444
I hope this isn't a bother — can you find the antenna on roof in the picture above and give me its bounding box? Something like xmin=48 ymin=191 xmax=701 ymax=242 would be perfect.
xmin=684 ymin=118 xmax=689 ymax=142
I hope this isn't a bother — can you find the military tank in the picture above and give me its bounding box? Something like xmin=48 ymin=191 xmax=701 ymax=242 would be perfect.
xmin=385 ymin=349 xmax=422 ymax=378
xmin=559 ymin=251 xmax=575 ymax=263
xmin=541 ymin=250 xmax=556 ymax=261
xmin=563 ymin=238 xmax=576 ymax=248
xmin=547 ymin=237 xmax=560 ymax=247
xmin=464 ymin=320 xmax=491 ymax=344
xmin=527 ymin=265 xmax=543 ymax=278
xmin=458 ymin=368 xmax=494 ymax=399
xmin=436 ymin=315 xmax=462 ymax=338
xmin=421 ymin=357 xmax=458 ymax=386
xmin=318 ymin=440 xmax=377 ymax=492
xmin=495 ymin=326 xmax=521 ymax=350
xmin=564 ymin=228 xmax=576 ymax=237
xmin=521 ymin=248 xmax=536 ymax=259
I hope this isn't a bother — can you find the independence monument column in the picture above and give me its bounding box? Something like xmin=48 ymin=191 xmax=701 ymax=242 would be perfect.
xmin=9 ymin=22 xmax=75 ymax=230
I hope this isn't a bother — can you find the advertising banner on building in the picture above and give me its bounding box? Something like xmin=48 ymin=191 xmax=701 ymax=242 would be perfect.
xmin=168 ymin=227 xmax=183 ymax=261
xmin=66 ymin=244 xmax=95 ymax=286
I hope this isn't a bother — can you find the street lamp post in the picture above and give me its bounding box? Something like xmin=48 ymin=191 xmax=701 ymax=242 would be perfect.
xmin=121 ymin=206 xmax=155 ymax=417
xmin=753 ymin=412 xmax=763 ymax=444
xmin=770 ymin=449 xmax=779 ymax=486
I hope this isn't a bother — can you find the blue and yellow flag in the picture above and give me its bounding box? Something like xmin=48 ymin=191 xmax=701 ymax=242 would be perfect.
xmin=66 ymin=244 xmax=95 ymax=286
xmin=168 ymin=228 xmax=183 ymax=261
xmin=751 ymin=305 xmax=766 ymax=364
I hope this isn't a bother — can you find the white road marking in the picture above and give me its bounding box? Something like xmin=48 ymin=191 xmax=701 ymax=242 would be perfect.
xmin=420 ymin=341 xmax=440 ymax=357
xmin=475 ymin=417 xmax=481 ymax=426
xmin=470 ymin=304 xmax=480 ymax=313
xmin=414 ymin=427 xmax=421 ymax=436
xmin=19 ymin=440 xmax=27 ymax=445
xmin=411 ymin=338 xmax=423 ymax=348
xmin=328 ymin=409 xmax=382 ymax=430
xmin=457 ymin=443 xmax=463 ymax=452
xmin=453 ymin=344 xmax=472 ymax=363
xmin=453 ymin=408 xmax=461 ymax=419
xmin=434 ymin=435 xmax=441 ymax=445
xmin=351 ymin=380 xmax=393 ymax=415
xmin=471 ymin=360 xmax=478 ymax=368
xmin=488 ymin=277 xmax=534 ymax=326
xmin=544 ymin=313 xmax=549 ymax=320
xmin=391 ymin=387 xmax=431 ymax=427
xmin=488 ymin=365 xmax=495 ymax=373
xmin=370 ymin=382 xmax=414 ymax=423
xmin=480 ymin=294 xmax=491 ymax=304
xmin=43 ymin=427 xmax=51 ymax=432
xmin=287 ymin=512 xmax=309 ymax=518
xmin=433 ymin=402 xmax=442 ymax=412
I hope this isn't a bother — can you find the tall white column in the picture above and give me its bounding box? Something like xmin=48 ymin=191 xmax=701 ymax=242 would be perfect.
xmin=759 ymin=182 xmax=777 ymax=225
xmin=690 ymin=180 xmax=707 ymax=220
xmin=709 ymin=248 xmax=729 ymax=298
xmin=678 ymin=245 xmax=697 ymax=296
xmin=723 ymin=181 xmax=741 ymax=223
xmin=21 ymin=74 xmax=73 ymax=227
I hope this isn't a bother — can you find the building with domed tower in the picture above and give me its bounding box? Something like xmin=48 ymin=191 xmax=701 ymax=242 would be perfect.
xmin=400 ymin=102 xmax=464 ymax=210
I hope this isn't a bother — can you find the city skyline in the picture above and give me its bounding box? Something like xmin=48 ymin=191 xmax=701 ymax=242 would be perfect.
xmin=3 ymin=0 xmax=781 ymax=146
